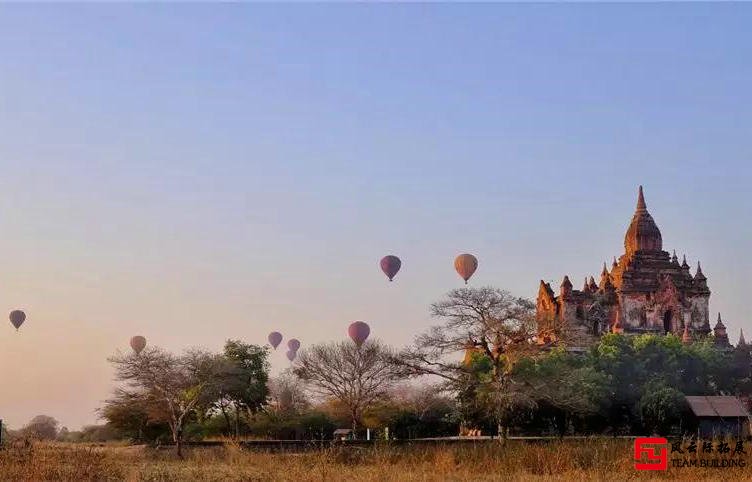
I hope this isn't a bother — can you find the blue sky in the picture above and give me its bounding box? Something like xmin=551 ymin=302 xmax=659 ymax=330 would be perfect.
xmin=0 ymin=4 xmax=750 ymax=429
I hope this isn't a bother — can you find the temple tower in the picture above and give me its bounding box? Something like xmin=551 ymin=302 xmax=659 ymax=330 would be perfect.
xmin=536 ymin=186 xmax=712 ymax=346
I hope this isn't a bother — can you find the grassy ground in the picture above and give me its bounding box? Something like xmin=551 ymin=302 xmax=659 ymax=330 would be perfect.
xmin=0 ymin=439 xmax=748 ymax=481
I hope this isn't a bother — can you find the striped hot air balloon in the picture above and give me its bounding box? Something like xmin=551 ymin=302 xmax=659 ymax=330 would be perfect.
xmin=454 ymin=254 xmax=478 ymax=284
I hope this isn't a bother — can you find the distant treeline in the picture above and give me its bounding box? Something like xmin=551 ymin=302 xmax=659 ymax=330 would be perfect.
xmin=5 ymin=287 xmax=750 ymax=448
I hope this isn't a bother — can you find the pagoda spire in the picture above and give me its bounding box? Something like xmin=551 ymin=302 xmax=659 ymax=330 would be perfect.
xmin=714 ymin=313 xmax=731 ymax=348
xmin=588 ymin=276 xmax=598 ymax=292
xmin=599 ymin=263 xmax=613 ymax=291
xmin=695 ymin=261 xmax=706 ymax=280
xmin=624 ymin=185 xmax=662 ymax=255
xmin=636 ymin=185 xmax=647 ymax=212
xmin=538 ymin=280 xmax=555 ymax=302
xmin=560 ymin=275 xmax=573 ymax=298
xmin=694 ymin=262 xmax=709 ymax=294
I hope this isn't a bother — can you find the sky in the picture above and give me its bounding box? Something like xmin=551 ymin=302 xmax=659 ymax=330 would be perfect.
xmin=0 ymin=4 xmax=751 ymax=430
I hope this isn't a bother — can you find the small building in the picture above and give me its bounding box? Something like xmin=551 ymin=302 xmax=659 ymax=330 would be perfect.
xmin=333 ymin=428 xmax=354 ymax=441
xmin=685 ymin=396 xmax=751 ymax=438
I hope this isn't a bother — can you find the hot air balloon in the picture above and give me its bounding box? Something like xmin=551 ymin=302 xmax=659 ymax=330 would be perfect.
xmin=268 ymin=332 xmax=283 ymax=350
xmin=9 ymin=310 xmax=25 ymax=330
xmin=380 ymin=255 xmax=401 ymax=282
xmin=286 ymin=350 xmax=297 ymax=362
xmin=287 ymin=338 xmax=301 ymax=352
xmin=130 ymin=336 xmax=147 ymax=355
xmin=348 ymin=321 xmax=370 ymax=347
xmin=454 ymin=253 xmax=478 ymax=284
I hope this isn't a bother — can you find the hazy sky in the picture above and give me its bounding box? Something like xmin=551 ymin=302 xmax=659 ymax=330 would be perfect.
xmin=1 ymin=4 xmax=751 ymax=430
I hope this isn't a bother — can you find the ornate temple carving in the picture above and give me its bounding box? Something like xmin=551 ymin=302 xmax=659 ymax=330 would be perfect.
xmin=536 ymin=186 xmax=713 ymax=347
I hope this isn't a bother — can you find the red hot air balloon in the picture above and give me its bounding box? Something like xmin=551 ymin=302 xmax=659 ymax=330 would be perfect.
xmin=130 ymin=336 xmax=147 ymax=355
xmin=348 ymin=321 xmax=370 ymax=347
xmin=9 ymin=310 xmax=25 ymax=330
xmin=380 ymin=255 xmax=401 ymax=282
xmin=268 ymin=332 xmax=283 ymax=350
xmin=287 ymin=338 xmax=301 ymax=352
xmin=286 ymin=350 xmax=297 ymax=362
xmin=454 ymin=253 xmax=478 ymax=284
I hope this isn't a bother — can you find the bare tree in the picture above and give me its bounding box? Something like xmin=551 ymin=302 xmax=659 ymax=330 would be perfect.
xmin=108 ymin=347 xmax=223 ymax=457
xmin=397 ymin=287 xmax=537 ymax=379
xmin=267 ymin=372 xmax=310 ymax=416
xmin=393 ymin=287 xmax=538 ymax=438
xmin=389 ymin=383 xmax=456 ymax=423
xmin=293 ymin=340 xmax=399 ymax=434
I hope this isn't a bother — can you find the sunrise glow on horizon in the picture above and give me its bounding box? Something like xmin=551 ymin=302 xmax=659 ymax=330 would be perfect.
xmin=1 ymin=4 xmax=751 ymax=431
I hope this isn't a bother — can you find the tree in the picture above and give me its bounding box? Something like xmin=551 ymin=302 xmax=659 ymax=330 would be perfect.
xmin=587 ymin=333 xmax=730 ymax=434
xmin=512 ymin=348 xmax=608 ymax=436
xmin=213 ymin=340 xmax=269 ymax=437
xmin=293 ymin=340 xmax=399 ymax=434
xmin=57 ymin=426 xmax=70 ymax=441
xmin=267 ymin=373 xmax=310 ymax=416
xmin=107 ymin=347 xmax=224 ymax=457
xmin=0 ymin=422 xmax=9 ymax=444
xmin=364 ymin=384 xmax=458 ymax=439
xmin=730 ymin=343 xmax=752 ymax=395
xmin=395 ymin=287 xmax=538 ymax=437
xmin=638 ymin=380 xmax=687 ymax=434
xmin=100 ymin=388 xmax=170 ymax=442
xmin=21 ymin=415 xmax=59 ymax=440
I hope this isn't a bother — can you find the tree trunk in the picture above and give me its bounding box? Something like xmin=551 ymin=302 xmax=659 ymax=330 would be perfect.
xmin=246 ymin=406 xmax=254 ymax=431
xmin=351 ymin=408 xmax=358 ymax=440
xmin=220 ymin=404 xmax=231 ymax=437
xmin=497 ymin=423 xmax=507 ymax=445
xmin=176 ymin=427 xmax=183 ymax=459
xmin=556 ymin=412 xmax=566 ymax=439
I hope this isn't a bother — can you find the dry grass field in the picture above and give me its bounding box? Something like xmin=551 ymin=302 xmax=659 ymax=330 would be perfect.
xmin=0 ymin=439 xmax=748 ymax=481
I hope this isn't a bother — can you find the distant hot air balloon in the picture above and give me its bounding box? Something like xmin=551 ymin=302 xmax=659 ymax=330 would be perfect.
xmin=286 ymin=350 xmax=297 ymax=362
xmin=130 ymin=336 xmax=147 ymax=355
xmin=348 ymin=321 xmax=370 ymax=347
xmin=454 ymin=253 xmax=478 ymax=284
xmin=268 ymin=332 xmax=283 ymax=350
xmin=287 ymin=338 xmax=301 ymax=352
xmin=9 ymin=310 xmax=25 ymax=331
xmin=380 ymin=255 xmax=402 ymax=282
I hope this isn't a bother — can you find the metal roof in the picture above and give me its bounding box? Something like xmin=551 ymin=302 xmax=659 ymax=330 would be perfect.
xmin=685 ymin=396 xmax=750 ymax=418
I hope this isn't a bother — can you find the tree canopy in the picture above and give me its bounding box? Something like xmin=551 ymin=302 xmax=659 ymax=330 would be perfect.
xmin=293 ymin=340 xmax=400 ymax=432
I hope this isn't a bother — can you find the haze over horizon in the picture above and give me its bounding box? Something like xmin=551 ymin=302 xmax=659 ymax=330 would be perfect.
xmin=1 ymin=5 xmax=751 ymax=430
